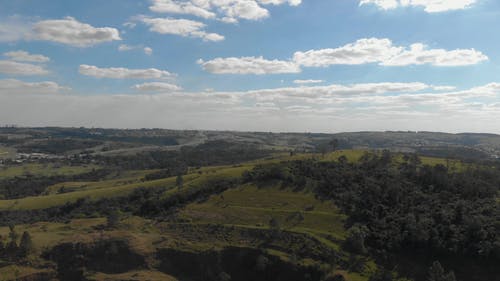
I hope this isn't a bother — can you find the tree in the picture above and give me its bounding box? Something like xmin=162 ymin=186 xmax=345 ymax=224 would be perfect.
xmin=19 ymin=231 xmax=34 ymax=257
xmin=106 ymin=209 xmax=120 ymax=229
xmin=269 ymin=217 xmax=281 ymax=238
xmin=329 ymin=139 xmax=339 ymax=152
xmin=345 ymin=225 xmax=368 ymax=254
xmin=255 ymin=255 xmax=270 ymax=271
xmin=217 ymin=272 xmax=231 ymax=281
xmin=176 ymin=174 xmax=184 ymax=190
xmin=5 ymin=240 xmax=18 ymax=259
xmin=428 ymin=261 xmax=456 ymax=281
xmin=8 ymin=224 xmax=18 ymax=242
xmin=368 ymin=269 xmax=393 ymax=281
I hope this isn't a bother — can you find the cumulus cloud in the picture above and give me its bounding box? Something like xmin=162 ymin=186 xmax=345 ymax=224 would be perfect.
xmin=293 ymin=38 xmax=487 ymax=67
xmin=149 ymin=0 xmax=217 ymax=19
xmin=132 ymin=82 xmax=182 ymax=92
xmin=200 ymin=38 xmax=487 ymax=75
xmin=359 ymin=0 xmax=477 ymax=13
xmin=139 ymin=16 xmax=224 ymax=41
xmin=293 ymin=79 xmax=325 ymax=85
xmin=381 ymin=43 xmax=487 ymax=66
xmin=149 ymin=0 xmax=301 ymax=23
xmin=0 ymin=60 xmax=49 ymax=76
xmin=3 ymin=50 xmax=50 ymax=63
xmin=118 ymin=44 xmax=154 ymax=55
xmin=198 ymin=56 xmax=300 ymax=74
xmin=0 ymin=79 xmax=68 ymax=95
xmin=32 ymin=17 xmax=121 ymax=47
xmin=79 ymin=65 xmax=176 ymax=80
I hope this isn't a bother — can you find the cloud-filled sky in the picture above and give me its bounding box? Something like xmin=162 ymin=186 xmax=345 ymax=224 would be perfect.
xmin=0 ymin=0 xmax=499 ymax=133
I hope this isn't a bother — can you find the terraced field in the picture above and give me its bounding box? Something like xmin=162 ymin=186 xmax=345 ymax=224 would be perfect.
xmin=179 ymin=184 xmax=347 ymax=240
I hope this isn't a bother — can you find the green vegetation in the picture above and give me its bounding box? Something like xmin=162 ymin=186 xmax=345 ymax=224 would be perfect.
xmin=0 ymin=163 xmax=98 ymax=178
xmin=0 ymin=127 xmax=498 ymax=281
xmin=179 ymin=184 xmax=347 ymax=240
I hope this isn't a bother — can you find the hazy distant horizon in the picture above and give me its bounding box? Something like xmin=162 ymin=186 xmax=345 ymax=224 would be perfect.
xmin=1 ymin=125 xmax=499 ymax=136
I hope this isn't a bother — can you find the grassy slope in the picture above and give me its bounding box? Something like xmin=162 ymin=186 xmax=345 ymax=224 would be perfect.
xmin=176 ymin=183 xmax=375 ymax=281
xmin=88 ymin=270 xmax=178 ymax=281
xmin=0 ymin=150 xmax=465 ymax=211
xmin=0 ymin=265 xmax=51 ymax=281
xmin=43 ymin=169 xmax=159 ymax=195
xmin=0 ymin=163 xmax=98 ymax=178
xmin=179 ymin=184 xmax=347 ymax=239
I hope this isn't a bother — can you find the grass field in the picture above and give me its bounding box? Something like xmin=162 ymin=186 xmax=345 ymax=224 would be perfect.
xmin=0 ymin=265 xmax=51 ymax=281
xmin=89 ymin=270 xmax=178 ymax=281
xmin=0 ymin=163 xmax=99 ymax=178
xmin=0 ymin=146 xmax=15 ymax=160
xmin=179 ymin=184 xmax=347 ymax=240
xmin=43 ymin=169 xmax=159 ymax=195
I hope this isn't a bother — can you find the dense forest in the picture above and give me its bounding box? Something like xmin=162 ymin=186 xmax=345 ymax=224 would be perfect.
xmin=243 ymin=152 xmax=500 ymax=280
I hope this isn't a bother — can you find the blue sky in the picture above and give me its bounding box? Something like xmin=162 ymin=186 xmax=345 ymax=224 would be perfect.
xmin=0 ymin=0 xmax=499 ymax=133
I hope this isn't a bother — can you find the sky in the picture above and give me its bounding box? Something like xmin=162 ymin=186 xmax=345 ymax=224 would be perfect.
xmin=0 ymin=0 xmax=499 ymax=133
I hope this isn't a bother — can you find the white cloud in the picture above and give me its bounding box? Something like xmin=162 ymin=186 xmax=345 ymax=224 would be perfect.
xmin=144 ymin=47 xmax=153 ymax=55
xmin=293 ymin=79 xmax=324 ymax=85
xmin=79 ymin=65 xmax=176 ymax=80
xmin=132 ymin=82 xmax=182 ymax=92
xmin=198 ymin=56 xmax=300 ymax=74
xmin=118 ymin=44 xmax=135 ymax=51
xmin=359 ymin=0 xmax=477 ymax=13
xmin=0 ymin=60 xmax=49 ymax=76
xmin=248 ymin=82 xmax=430 ymax=99
xmin=0 ymin=79 xmax=68 ymax=95
xmin=0 ymin=16 xmax=32 ymax=42
xmin=259 ymin=0 xmax=302 ymax=6
xmin=150 ymin=0 xmax=217 ymax=19
xmin=139 ymin=16 xmax=224 ymax=41
xmin=118 ymin=44 xmax=154 ymax=55
xmin=293 ymin=38 xmax=487 ymax=67
xmin=3 ymin=50 xmax=50 ymax=63
xmin=217 ymin=1 xmax=269 ymax=22
xmin=432 ymin=85 xmax=457 ymax=91
xmin=294 ymin=38 xmax=402 ymax=67
xmin=32 ymin=17 xmax=121 ymax=47
xmin=381 ymin=43 xmax=487 ymax=66
xmin=149 ymin=0 xmax=301 ymax=23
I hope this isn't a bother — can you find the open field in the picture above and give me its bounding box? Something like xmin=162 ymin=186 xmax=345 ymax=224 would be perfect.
xmin=0 ymin=146 xmax=15 ymax=159
xmin=179 ymin=184 xmax=347 ymax=240
xmin=0 ymin=163 xmax=99 ymax=178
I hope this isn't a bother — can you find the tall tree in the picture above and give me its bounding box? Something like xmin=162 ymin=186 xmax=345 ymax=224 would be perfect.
xmin=428 ymin=261 xmax=456 ymax=281
xmin=176 ymin=174 xmax=184 ymax=190
xmin=19 ymin=231 xmax=34 ymax=257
